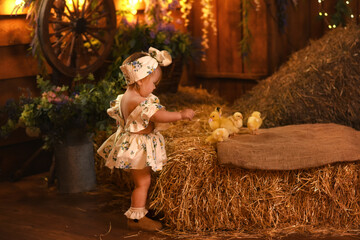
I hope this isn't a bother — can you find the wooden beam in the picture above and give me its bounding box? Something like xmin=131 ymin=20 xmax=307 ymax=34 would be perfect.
xmin=0 ymin=17 xmax=32 ymax=46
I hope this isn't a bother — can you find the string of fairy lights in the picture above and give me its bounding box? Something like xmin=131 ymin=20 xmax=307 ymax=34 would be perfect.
xmin=317 ymin=0 xmax=357 ymax=29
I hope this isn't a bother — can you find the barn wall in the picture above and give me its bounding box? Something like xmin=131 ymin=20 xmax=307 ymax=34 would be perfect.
xmin=186 ymin=0 xmax=360 ymax=103
xmin=0 ymin=15 xmax=51 ymax=181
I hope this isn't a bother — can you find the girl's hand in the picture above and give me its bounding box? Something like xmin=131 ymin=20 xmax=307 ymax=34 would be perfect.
xmin=180 ymin=109 xmax=195 ymax=120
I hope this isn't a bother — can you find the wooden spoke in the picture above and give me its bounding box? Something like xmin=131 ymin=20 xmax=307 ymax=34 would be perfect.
xmin=71 ymin=0 xmax=78 ymax=17
xmin=80 ymin=0 xmax=87 ymax=18
xmin=80 ymin=38 xmax=91 ymax=67
xmin=82 ymin=33 xmax=100 ymax=57
xmin=57 ymin=33 xmax=72 ymax=60
xmin=86 ymin=29 xmax=106 ymax=43
xmin=49 ymin=26 xmax=72 ymax=36
xmin=86 ymin=25 xmax=111 ymax=31
xmin=75 ymin=36 xmax=83 ymax=70
xmin=85 ymin=0 xmax=104 ymax=19
xmin=61 ymin=10 xmax=75 ymax=22
xmin=82 ymin=0 xmax=93 ymax=17
xmin=49 ymin=18 xmax=71 ymax=25
xmin=86 ymin=11 xmax=108 ymax=22
xmin=66 ymin=34 xmax=76 ymax=66
xmin=51 ymin=30 xmax=72 ymax=48
xmin=64 ymin=4 xmax=77 ymax=19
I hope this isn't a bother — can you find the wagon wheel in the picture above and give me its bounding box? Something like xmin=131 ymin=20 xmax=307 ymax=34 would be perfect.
xmin=38 ymin=0 xmax=116 ymax=77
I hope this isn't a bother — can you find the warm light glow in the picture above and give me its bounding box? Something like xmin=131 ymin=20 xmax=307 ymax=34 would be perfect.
xmin=0 ymin=0 xmax=26 ymax=15
xmin=319 ymin=12 xmax=323 ymax=16
xmin=66 ymin=0 xmax=86 ymax=12
xmin=346 ymin=1 xmax=349 ymax=4
xmin=129 ymin=0 xmax=139 ymax=6
xmin=128 ymin=0 xmax=142 ymax=15
xmin=15 ymin=0 xmax=24 ymax=5
xmin=324 ymin=12 xmax=328 ymax=16
xmin=328 ymin=25 xmax=332 ymax=29
xmin=114 ymin=0 xmax=145 ymax=22
xmin=350 ymin=14 xmax=354 ymax=18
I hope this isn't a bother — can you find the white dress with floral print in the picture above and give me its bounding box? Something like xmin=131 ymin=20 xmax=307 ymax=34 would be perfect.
xmin=97 ymin=94 xmax=168 ymax=171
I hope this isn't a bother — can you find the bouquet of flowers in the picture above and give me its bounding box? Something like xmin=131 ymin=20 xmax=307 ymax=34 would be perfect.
xmin=0 ymin=74 xmax=123 ymax=149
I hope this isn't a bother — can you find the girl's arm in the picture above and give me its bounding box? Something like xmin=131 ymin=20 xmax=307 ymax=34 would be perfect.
xmin=150 ymin=109 xmax=195 ymax=123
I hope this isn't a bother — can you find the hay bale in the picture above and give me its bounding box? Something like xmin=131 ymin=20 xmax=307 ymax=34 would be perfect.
xmin=150 ymin=136 xmax=360 ymax=233
xmin=232 ymin=25 xmax=360 ymax=130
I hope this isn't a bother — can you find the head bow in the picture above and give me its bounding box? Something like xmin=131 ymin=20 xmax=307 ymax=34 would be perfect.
xmin=120 ymin=47 xmax=172 ymax=85
xmin=148 ymin=47 xmax=172 ymax=67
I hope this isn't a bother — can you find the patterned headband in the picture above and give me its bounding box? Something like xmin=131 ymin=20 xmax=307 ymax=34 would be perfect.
xmin=120 ymin=47 xmax=172 ymax=85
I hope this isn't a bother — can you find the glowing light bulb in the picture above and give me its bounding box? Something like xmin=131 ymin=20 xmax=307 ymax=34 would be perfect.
xmin=328 ymin=25 xmax=332 ymax=29
xmin=319 ymin=12 xmax=323 ymax=16
xmin=129 ymin=0 xmax=139 ymax=5
xmin=346 ymin=1 xmax=349 ymax=4
xmin=318 ymin=0 xmax=321 ymax=3
xmin=15 ymin=0 xmax=24 ymax=5
xmin=128 ymin=0 xmax=139 ymax=15
xmin=350 ymin=14 xmax=354 ymax=18
xmin=333 ymin=24 xmax=336 ymax=28
xmin=324 ymin=12 xmax=328 ymax=16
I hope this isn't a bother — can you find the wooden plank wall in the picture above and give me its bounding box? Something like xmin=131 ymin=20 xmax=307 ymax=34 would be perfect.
xmin=0 ymin=15 xmax=52 ymax=181
xmin=0 ymin=16 xmax=40 ymax=106
xmin=187 ymin=0 xmax=360 ymax=103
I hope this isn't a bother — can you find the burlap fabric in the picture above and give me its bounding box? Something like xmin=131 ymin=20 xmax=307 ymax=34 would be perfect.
xmin=217 ymin=123 xmax=360 ymax=170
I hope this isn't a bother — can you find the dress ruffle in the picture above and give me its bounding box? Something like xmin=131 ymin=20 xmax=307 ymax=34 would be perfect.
xmin=97 ymin=93 xmax=168 ymax=172
xmin=125 ymin=94 xmax=165 ymax=133
xmin=106 ymin=94 xmax=125 ymax=129
xmin=124 ymin=207 xmax=148 ymax=220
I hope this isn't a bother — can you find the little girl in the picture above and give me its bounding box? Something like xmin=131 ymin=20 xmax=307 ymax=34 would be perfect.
xmin=97 ymin=47 xmax=195 ymax=231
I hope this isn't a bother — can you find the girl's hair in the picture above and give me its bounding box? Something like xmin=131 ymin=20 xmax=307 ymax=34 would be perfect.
xmin=123 ymin=52 xmax=162 ymax=89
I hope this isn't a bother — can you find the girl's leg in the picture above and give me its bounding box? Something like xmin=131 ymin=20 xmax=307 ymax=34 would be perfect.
xmin=125 ymin=167 xmax=162 ymax=231
xmin=131 ymin=166 xmax=151 ymax=208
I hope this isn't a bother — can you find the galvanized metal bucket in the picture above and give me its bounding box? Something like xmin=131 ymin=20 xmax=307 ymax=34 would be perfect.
xmin=54 ymin=129 xmax=96 ymax=193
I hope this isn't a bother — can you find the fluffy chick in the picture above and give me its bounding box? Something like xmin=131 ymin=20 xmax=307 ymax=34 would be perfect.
xmin=208 ymin=107 xmax=221 ymax=131
xmin=220 ymin=116 xmax=240 ymax=135
xmin=229 ymin=112 xmax=243 ymax=129
xmin=247 ymin=111 xmax=263 ymax=135
xmin=208 ymin=108 xmax=241 ymax=135
xmin=206 ymin=128 xmax=229 ymax=144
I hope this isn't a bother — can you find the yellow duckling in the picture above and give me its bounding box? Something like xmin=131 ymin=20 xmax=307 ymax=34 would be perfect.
xmin=229 ymin=112 xmax=243 ymax=129
xmin=206 ymin=128 xmax=230 ymax=144
xmin=208 ymin=107 xmax=221 ymax=131
xmin=247 ymin=111 xmax=263 ymax=135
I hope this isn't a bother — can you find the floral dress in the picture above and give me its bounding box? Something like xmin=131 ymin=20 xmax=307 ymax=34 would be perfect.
xmin=97 ymin=94 xmax=168 ymax=171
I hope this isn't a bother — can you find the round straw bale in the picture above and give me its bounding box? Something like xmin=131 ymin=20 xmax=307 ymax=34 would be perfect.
xmin=232 ymin=24 xmax=360 ymax=130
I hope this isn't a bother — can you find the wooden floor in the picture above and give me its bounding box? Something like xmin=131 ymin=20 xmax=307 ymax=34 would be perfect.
xmin=0 ymin=173 xmax=359 ymax=240
xmin=0 ymin=173 xmax=169 ymax=240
